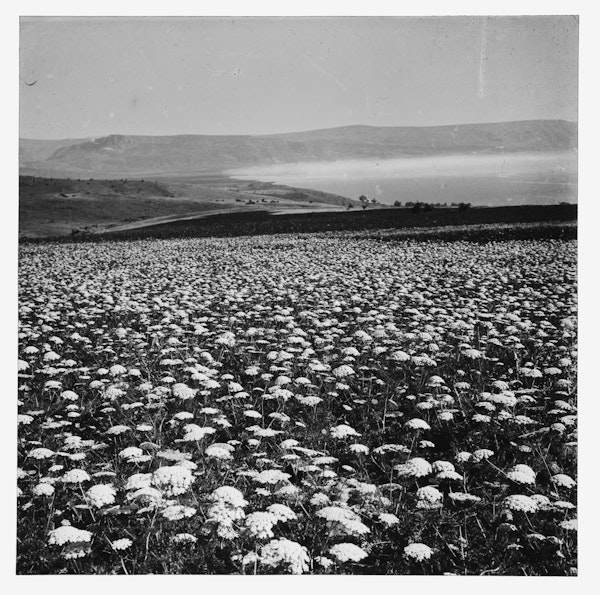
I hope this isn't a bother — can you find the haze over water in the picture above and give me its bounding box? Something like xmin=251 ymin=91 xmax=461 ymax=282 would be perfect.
xmin=229 ymin=151 xmax=577 ymax=206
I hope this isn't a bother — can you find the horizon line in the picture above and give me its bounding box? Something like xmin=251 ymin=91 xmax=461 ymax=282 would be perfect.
xmin=20 ymin=117 xmax=578 ymax=142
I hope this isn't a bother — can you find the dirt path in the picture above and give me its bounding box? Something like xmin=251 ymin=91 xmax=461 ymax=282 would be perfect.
xmin=93 ymin=203 xmax=351 ymax=234
xmin=92 ymin=207 xmax=263 ymax=234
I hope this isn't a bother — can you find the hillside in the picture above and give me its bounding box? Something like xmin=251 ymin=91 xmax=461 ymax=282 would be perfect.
xmin=20 ymin=120 xmax=577 ymax=179
xmin=19 ymin=175 xmax=360 ymax=238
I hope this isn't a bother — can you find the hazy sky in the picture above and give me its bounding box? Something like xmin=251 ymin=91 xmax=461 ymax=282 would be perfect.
xmin=19 ymin=16 xmax=578 ymax=139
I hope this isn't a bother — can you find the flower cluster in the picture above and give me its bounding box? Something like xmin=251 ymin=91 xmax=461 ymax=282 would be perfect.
xmin=17 ymin=234 xmax=577 ymax=574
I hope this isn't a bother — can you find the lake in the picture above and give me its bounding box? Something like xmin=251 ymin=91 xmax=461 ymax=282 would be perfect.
xmin=227 ymin=150 xmax=577 ymax=206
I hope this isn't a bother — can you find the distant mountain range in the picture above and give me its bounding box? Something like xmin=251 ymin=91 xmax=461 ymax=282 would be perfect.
xmin=20 ymin=120 xmax=577 ymax=179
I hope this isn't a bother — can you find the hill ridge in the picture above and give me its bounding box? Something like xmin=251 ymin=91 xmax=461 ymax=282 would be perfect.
xmin=20 ymin=120 xmax=577 ymax=179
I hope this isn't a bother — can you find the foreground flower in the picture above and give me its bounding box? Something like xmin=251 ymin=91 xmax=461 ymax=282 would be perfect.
xmin=378 ymin=512 xmax=400 ymax=527
xmin=182 ymin=424 xmax=216 ymax=441
xmin=472 ymin=449 xmax=494 ymax=462
xmin=260 ymin=538 xmax=310 ymax=574
xmin=266 ymin=503 xmax=297 ymax=523
xmin=161 ymin=504 xmax=196 ymax=521
xmin=86 ymin=484 xmax=117 ymax=508
xmin=503 ymin=494 xmax=538 ymax=513
xmin=48 ymin=524 xmax=93 ymax=546
xmin=62 ymin=469 xmax=91 ymax=484
xmin=29 ymin=447 xmax=55 ymax=460
xmin=552 ymin=474 xmax=576 ymax=489
xmin=506 ymin=464 xmax=536 ymax=485
xmin=330 ymin=424 xmax=361 ymax=439
xmin=329 ymin=542 xmax=368 ymax=563
xmin=253 ymin=469 xmax=291 ymax=485
xmin=62 ymin=542 xmax=92 ymax=559
xmin=416 ymin=485 xmax=443 ymax=509
xmin=244 ymin=511 xmax=278 ymax=540
xmin=111 ymin=538 xmax=133 ymax=551
xmin=211 ymin=486 xmax=248 ymax=508
xmin=33 ymin=482 xmax=55 ymax=497
xmin=151 ymin=465 xmax=194 ymax=496
xmin=317 ymin=505 xmax=370 ymax=537
xmin=405 ymin=418 xmax=431 ymax=431
xmin=448 ymin=492 xmax=482 ymax=505
xmin=105 ymin=425 xmax=132 ymax=436
xmin=205 ymin=443 xmax=234 ymax=459
xmin=404 ymin=543 xmax=433 ymax=562
xmin=119 ymin=446 xmax=151 ymax=463
xmin=395 ymin=457 xmax=433 ymax=478
xmin=332 ymin=365 xmax=355 ymax=379
xmin=348 ymin=443 xmax=370 ymax=455
xmin=171 ymin=533 xmax=198 ymax=545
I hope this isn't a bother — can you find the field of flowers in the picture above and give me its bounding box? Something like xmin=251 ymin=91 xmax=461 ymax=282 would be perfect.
xmin=17 ymin=232 xmax=577 ymax=575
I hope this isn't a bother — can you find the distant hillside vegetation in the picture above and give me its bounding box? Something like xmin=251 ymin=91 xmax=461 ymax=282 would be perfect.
xmin=20 ymin=120 xmax=577 ymax=179
xmin=19 ymin=176 xmax=173 ymax=198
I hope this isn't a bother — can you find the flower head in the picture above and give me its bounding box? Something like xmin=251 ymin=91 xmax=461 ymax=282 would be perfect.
xmin=329 ymin=542 xmax=368 ymax=563
xmin=260 ymin=538 xmax=310 ymax=574
xmin=211 ymin=486 xmax=248 ymax=508
xmin=552 ymin=474 xmax=576 ymax=489
xmin=62 ymin=469 xmax=91 ymax=484
xmin=48 ymin=525 xmax=93 ymax=546
xmin=503 ymin=495 xmax=538 ymax=513
xmin=416 ymin=485 xmax=443 ymax=509
xmin=266 ymin=503 xmax=297 ymax=523
xmin=395 ymin=457 xmax=432 ymax=479
xmin=111 ymin=538 xmax=133 ymax=551
xmin=86 ymin=483 xmax=117 ymax=508
xmin=404 ymin=543 xmax=433 ymax=562
xmin=151 ymin=465 xmax=193 ymax=496
xmin=330 ymin=424 xmax=361 ymax=439
xmin=245 ymin=511 xmax=278 ymax=540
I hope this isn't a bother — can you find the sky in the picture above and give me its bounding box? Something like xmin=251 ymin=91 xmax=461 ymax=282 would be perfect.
xmin=19 ymin=16 xmax=578 ymax=139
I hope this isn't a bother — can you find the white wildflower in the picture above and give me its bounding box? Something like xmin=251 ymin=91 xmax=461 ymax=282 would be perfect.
xmin=329 ymin=543 xmax=368 ymax=563
xmin=29 ymin=447 xmax=55 ymax=460
xmin=552 ymin=474 xmax=576 ymax=489
xmin=404 ymin=543 xmax=433 ymax=562
xmin=211 ymin=486 xmax=248 ymax=508
xmin=86 ymin=484 xmax=117 ymax=508
xmin=33 ymin=482 xmax=55 ymax=497
xmin=330 ymin=424 xmax=361 ymax=439
xmin=260 ymin=539 xmax=310 ymax=574
xmin=404 ymin=418 xmax=431 ymax=431
xmin=416 ymin=485 xmax=443 ymax=509
xmin=111 ymin=538 xmax=133 ymax=551
xmin=378 ymin=512 xmax=400 ymax=527
xmin=48 ymin=525 xmax=93 ymax=546
xmin=245 ymin=511 xmax=278 ymax=540
xmin=395 ymin=457 xmax=432 ymax=478
xmin=62 ymin=469 xmax=91 ymax=484
xmin=266 ymin=503 xmax=297 ymax=523
xmin=161 ymin=504 xmax=196 ymax=521
xmin=503 ymin=495 xmax=538 ymax=513
xmin=151 ymin=465 xmax=193 ymax=496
